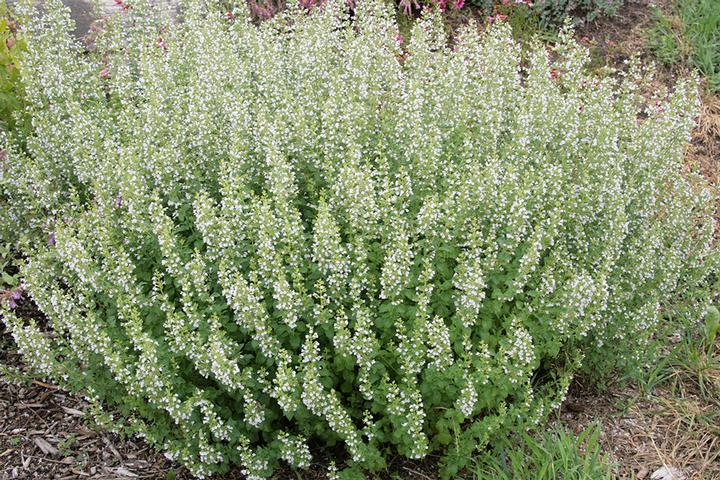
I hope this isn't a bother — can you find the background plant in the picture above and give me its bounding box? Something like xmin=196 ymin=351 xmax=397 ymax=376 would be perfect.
xmin=471 ymin=423 xmax=614 ymax=480
xmin=0 ymin=1 xmax=28 ymax=305
xmin=533 ymin=0 xmax=622 ymax=26
xmin=647 ymin=0 xmax=720 ymax=92
xmin=470 ymin=0 xmax=624 ymax=26
xmin=0 ymin=0 xmax=27 ymax=134
xmin=0 ymin=0 xmax=717 ymax=478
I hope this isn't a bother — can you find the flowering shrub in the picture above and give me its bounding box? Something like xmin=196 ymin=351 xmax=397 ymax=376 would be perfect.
xmin=1 ymin=0 xmax=718 ymax=478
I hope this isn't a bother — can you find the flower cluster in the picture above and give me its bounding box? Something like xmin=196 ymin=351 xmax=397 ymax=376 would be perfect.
xmin=0 ymin=0 xmax=717 ymax=478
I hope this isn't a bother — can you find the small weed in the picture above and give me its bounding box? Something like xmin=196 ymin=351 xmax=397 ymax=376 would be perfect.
xmin=0 ymin=241 xmax=21 ymax=289
xmin=470 ymin=423 xmax=614 ymax=480
xmin=703 ymin=306 xmax=719 ymax=351
xmin=58 ymin=434 xmax=77 ymax=454
xmin=646 ymin=6 xmax=689 ymax=66
xmin=667 ymin=339 xmax=720 ymax=404
xmin=646 ymin=0 xmax=720 ymax=91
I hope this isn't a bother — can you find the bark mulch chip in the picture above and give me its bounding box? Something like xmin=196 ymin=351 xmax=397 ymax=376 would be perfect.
xmin=0 ymin=330 xmax=191 ymax=480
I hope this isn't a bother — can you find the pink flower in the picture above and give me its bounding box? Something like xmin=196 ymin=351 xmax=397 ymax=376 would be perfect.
xmin=454 ymin=0 xmax=464 ymax=8
xmin=399 ymin=0 xmax=419 ymax=15
xmin=99 ymin=68 xmax=110 ymax=78
xmin=487 ymin=14 xmax=508 ymax=23
xmin=394 ymin=34 xmax=404 ymax=46
xmin=156 ymin=36 xmax=168 ymax=51
xmin=248 ymin=1 xmax=276 ymax=19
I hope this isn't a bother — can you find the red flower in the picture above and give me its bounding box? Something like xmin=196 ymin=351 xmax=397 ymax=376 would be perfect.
xmin=550 ymin=68 xmax=559 ymax=80
xmin=115 ymin=0 xmax=131 ymax=11
xmin=225 ymin=11 xmax=235 ymax=19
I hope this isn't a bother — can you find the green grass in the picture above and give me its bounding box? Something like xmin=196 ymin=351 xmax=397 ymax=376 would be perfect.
xmin=468 ymin=424 xmax=614 ymax=480
xmin=665 ymin=333 xmax=720 ymax=405
xmin=647 ymin=0 xmax=720 ymax=92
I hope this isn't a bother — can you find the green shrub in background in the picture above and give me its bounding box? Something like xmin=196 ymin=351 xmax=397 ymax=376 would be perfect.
xmin=0 ymin=1 xmax=29 ymax=286
xmin=244 ymin=0 xmax=620 ymax=26
xmin=470 ymin=0 xmax=624 ymax=27
xmin=532 ymin=0 xmax=623 ymax=26
xmin=1 ymin=0 xmax=718 ymax=478
xmin=0 ymin=1 xmax=27 ymax=133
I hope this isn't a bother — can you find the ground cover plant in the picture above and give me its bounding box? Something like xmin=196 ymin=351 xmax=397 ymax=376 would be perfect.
xmin=471 ymin=423 xmax=613 ymax=480
xmin=0 ymin=0 xmax=718 ymax=478
xmin=647 ymin=0 xmax=720 ymax=92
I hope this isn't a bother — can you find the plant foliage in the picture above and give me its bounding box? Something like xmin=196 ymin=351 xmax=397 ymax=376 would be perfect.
xmin=647 ymin=0 xmax=720 ymax=92
xmin=532 ymin=0 xmax=623 ymax=26
xmin=0 ymin=0 xmax=717 ymax=478
xmin=0 ymin=0 xmax=27 ymax=133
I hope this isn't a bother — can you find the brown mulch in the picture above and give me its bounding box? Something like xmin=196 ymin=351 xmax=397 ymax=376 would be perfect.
xmin=560 ymin=383 xmax=720 ymax=480
xmin=0 ymin=328 xmax=192 ymax=480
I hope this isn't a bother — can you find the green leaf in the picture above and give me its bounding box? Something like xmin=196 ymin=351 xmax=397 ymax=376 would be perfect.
xmin=704 ymin=306 xmax=720 ymax=348
xmin=2 ymin=271 xmax=17 ymax=286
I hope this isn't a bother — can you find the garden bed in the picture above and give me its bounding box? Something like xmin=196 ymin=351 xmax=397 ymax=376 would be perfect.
xmin=1 ymin=0 xmax=718 ymax=479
